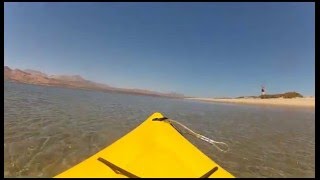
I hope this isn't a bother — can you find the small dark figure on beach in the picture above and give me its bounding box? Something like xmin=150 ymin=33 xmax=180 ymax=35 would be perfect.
xmin=261 ymin=86 xmax=265 ymax=96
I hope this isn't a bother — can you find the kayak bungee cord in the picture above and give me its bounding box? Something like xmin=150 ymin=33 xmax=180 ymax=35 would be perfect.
xmin=153 ymin=117 xmax=230 ymax=153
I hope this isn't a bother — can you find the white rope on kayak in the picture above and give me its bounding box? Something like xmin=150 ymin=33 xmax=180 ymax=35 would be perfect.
xmin=153 ymin=117 xmax=230 ymax=153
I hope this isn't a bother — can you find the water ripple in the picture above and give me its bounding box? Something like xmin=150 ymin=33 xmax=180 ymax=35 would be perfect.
xmin=4 ymin=81 xmax=315 ymax=177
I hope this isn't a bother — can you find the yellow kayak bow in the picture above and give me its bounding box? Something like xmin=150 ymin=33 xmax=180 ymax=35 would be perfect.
xmin=55 ymin=112 xmax=234 ymax=178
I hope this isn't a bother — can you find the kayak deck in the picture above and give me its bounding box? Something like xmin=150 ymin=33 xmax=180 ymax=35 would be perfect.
xmin=55 ymin=112 xmax=234 ymax=178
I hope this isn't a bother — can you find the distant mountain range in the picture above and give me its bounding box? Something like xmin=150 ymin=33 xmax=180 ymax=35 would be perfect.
xmin=4 ymin=66 xmax=185 ymax=98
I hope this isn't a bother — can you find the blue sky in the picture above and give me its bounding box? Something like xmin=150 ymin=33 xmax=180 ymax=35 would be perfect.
xmin=4 ymin=2 xmax=315 ymax=97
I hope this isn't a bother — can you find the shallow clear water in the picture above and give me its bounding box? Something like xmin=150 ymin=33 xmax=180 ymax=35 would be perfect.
xmin=4 ymin=81 xmax=315 ymax=177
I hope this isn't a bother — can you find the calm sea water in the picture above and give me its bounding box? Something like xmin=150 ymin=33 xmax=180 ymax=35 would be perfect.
xmin=4 ymin=81 xmax=315 ymax=177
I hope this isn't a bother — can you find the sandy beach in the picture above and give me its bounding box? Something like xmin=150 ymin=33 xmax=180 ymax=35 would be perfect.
xmin=186 ymin=97 xmax=315 ymax=108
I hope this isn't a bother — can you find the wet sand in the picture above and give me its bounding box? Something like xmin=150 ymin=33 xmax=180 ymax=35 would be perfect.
xmin=185 ymin=97 xmax=315 ymax=108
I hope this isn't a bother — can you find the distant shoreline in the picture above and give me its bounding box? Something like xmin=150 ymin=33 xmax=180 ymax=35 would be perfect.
xmin=4 ymin=80 xmax=184 ymax=99
xmin=4 ymin=66 xmax=185 ymax=99
xmin=185 ymin=97 xmax=315 ymax=108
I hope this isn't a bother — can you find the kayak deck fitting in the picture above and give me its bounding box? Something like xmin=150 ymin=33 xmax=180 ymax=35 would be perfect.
xmin=55 ymin=112 xmax=234 ymax=178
